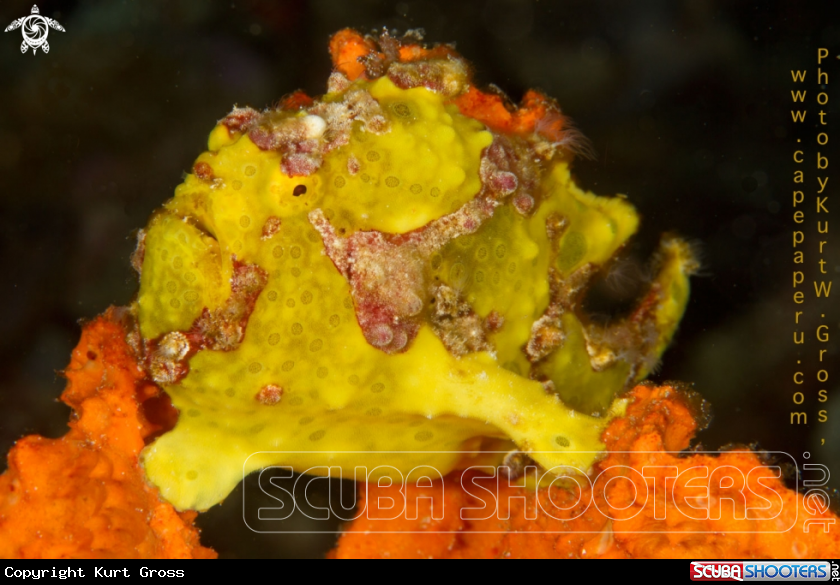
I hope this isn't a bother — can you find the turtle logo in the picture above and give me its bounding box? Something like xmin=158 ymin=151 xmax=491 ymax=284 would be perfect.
xmin=5 ymin=5 xmax=65 ymax=55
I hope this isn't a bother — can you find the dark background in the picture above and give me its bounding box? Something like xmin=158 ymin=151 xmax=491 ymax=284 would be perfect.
xmin=0 ymin=0 xmax=837 ymax=557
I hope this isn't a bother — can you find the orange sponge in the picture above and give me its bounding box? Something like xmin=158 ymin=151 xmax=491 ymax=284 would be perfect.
xmin=0 ymin=309 xmax=215 ymax=559
xmin=332 ymin=384 xmax=840 ymax=559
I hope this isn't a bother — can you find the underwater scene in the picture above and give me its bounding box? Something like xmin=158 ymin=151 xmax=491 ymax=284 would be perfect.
xmin=0 ymin=0 xmax=838 ymax=559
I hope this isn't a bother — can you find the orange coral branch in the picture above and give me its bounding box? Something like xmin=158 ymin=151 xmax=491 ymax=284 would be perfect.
xmin=332 ymin=385 xmax=840 ymax=559
xmin=0 ymin=309 xmax=215 ymax=559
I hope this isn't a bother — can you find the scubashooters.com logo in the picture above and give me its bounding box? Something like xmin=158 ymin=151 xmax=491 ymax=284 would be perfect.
xmin=242 ymin=449 xmax=837 ymax=536
xmin=4 ymin=5 xmax=65 ymax=55
xmin=690 ymin=561 xmax=837 ymax=581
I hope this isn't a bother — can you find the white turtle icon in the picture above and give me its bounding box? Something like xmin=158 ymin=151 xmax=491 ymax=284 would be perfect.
xmin=5 ymin=5 xmax=65 ymax=55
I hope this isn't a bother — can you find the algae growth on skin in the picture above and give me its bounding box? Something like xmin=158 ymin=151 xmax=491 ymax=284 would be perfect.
xmin=133 ymin=30 xmax=697 ymax=511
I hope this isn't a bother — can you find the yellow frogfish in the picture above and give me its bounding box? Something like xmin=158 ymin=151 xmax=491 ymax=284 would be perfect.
xmin=134 ymin=29 xmax=698 ymax=510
